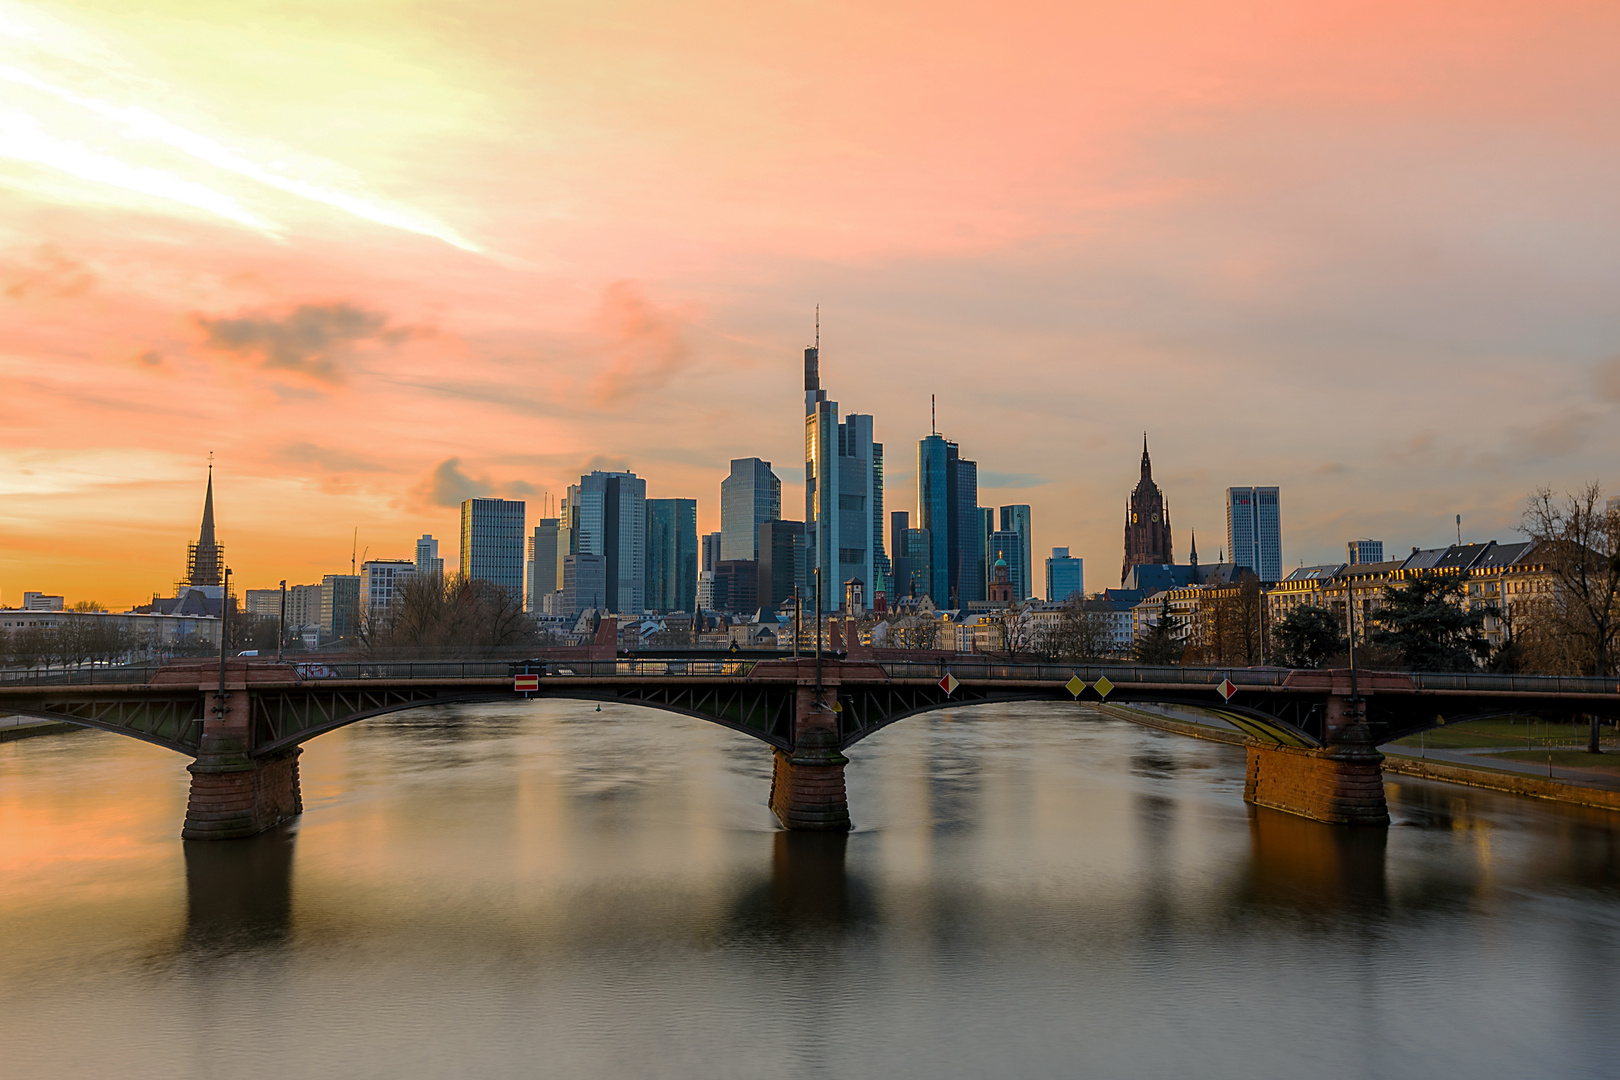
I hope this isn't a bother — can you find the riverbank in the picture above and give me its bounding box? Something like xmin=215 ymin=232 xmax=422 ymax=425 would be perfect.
xmin=0 ymin=715 xmax=80 ymax=743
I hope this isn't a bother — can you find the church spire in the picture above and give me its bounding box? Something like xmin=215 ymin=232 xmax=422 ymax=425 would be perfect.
xmin=186 ymin=455 xmax=223 ymax=588
xmin=199 ymin=455 xmax=216 ymax=548
xmin=1141 ymin=433 xmax=1152 ymax=479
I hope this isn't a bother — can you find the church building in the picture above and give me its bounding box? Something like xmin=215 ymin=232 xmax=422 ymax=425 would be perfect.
xmin=1122 ymin=435 xmax=1173 ymax=585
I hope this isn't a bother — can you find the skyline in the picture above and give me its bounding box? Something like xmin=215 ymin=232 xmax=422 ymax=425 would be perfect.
xmin=4 ymin=1 xmax=1620 ymax=607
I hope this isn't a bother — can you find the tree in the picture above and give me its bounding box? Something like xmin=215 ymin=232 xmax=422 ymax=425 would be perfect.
xmin=1132 ymin=599 xmax=1182 ymax=665
xmin=1040 ymin=596 xmax=1116 ymax=660
xmin=1198 ymin=572 xmax=1266 ymax=665
xmin=1272 ymin=605 xmax=1345 ymax=669
xmin=1521 ymin=483 xmax=1620 ymax=751
xmin=361 ymin=573 xmax=541 ymax=656
xmin=1368 ymin=573 xmax=1488 ymax=672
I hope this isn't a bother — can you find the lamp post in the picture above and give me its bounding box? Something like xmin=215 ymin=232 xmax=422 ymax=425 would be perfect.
xmin=814 ymin=567 xmax=823 ymax=710
xmin=215 ymin=566 xmax=232 ymax=718
xmin=277 ymin=579 xmax=287 ymax=662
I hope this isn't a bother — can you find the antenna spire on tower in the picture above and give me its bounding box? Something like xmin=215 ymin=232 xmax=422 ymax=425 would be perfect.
xmin=815 ymin=305 xmax=819 ymax=350
xmin=931 ymin=394 xmax=936 ymax=435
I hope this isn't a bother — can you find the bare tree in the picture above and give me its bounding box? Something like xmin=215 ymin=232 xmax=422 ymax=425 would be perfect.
xmin=1039 ymin=596 xmax=1116 ymax=660
xmin=1522 ymin=483 xmax=1620 ymax=750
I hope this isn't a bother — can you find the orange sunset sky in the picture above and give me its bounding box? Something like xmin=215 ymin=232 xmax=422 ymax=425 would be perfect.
xmin=3 ymin=0 xmax=1619 ymax=609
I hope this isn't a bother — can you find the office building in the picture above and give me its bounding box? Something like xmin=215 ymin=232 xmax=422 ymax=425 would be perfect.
xmin=696 ymin=530 xmax=722 ymax=610
xmin=998 ymin=505 xmax=1033 ymax=601
xmin=720 ymin=458 xmax=780 ymax=561
xmin=1123 ymin=435 xmax=1173 ymax=585
xmin=902 ymin=527 xmax=933 ymax=601
xmin=1346 ymin=538 xmax=1384 ymax=565
xmin=460 ymin=498 xmax=526 ymax=600
xmin=757 ymin=519 xmax=807 ymax=611
xmin=526 ymin=519 xmax=560 ymax=613
xmin=988 ymin=529 xmax=1025 ymax=602
xmin=21 ymin=592 xmax=64 ymax=612
xmin=888 ymin=512 xmax=912 ymax=599
xmin=712 ymin=559 xmax=758 ymax=614
xmin=562 ymin=471 xmax=647 ymax=614
xmin=918 ymin=431 xmax=982 ymax=607
xmin=562 ymin=553 xmax=607 ymax=615
xmin=804 ymin=335 xmax=888 ymax=611
xmin=646 ymin=499 xmax=698 ymax=613
xmin=1046 ymin=547 xmax=1084 ymax=602
xmin=319 ymin=574 xmax=360 ymax=641
xmin=1226 ymin=486 xmax=1283 ymax=582
xmin=360 ymin=559 xmax=416 ymax=618
xmin=415 ymin=535 xmax=444 ymax=579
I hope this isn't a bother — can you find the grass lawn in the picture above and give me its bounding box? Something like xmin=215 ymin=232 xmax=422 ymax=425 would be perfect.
xmin=1390 ymin=716 xmax=1613 ymax=750
xmin=1484 ymin=750 xmax=1620 ymax=777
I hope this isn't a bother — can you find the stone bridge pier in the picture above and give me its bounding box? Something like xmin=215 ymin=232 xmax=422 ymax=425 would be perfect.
xmin=161 ymin=661 xmax=304 ymax=841
xmin=767 ymin=661 xmax=852 ymax=831
xmin=1243 ymin=685 xmax=1389 ymax=826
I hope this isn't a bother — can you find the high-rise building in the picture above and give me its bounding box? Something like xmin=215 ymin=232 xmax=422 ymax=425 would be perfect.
xmin=902 ymin=527 xmax=932 ymax=601
xmin=1346 ymin=539 xmax=1384 ymax=565
xmin=526 ymin=520 xmax=560 ymax=612
xmin=1046 ymin=547 xmax=1084 ymax=602
xmin=757 ymin=519 xmax=807 ymax=611
xmin=888 ymin=511 xmax=912 ymax=599
xmin=720 ymin=458 xmax=781 ymax=561
xmin=645 ymin=499 xmax=698 ymax=613
xmin=562 ymin=471 xmax=647 ymax=614
xmin=460 ymin=498 xmax=526 ymax=600
xmin=918 ymin=431 xmax=983 ymax=607
xmin=360 ymin=559 xmax=416 ymax=618
xmin=696 ymin=531 xmax=722 ymax=610
xmin=1226 ymin=486 xmax=1283 ymax=582
xmin=988 ymin=529 xmax=1025 ymax=602
xmin=561 ymin=553 xmax=606 ymax=615
xmin=1123 ymin=435 xmax=1173 ymax=585
xmin=804 ymin=335 xmax=887 ymax=611
xmin=415 ymin=535 xmax=444 ymax=579
xmin=998 ymin=505 xmax=1033 ymax=601
xmin=319 ymin=574 xmax=360 ymax=641
xmin=712 ymin=560 xmax=759 ymax=614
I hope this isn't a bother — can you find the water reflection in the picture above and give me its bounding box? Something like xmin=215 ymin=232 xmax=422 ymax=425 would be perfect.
xmin=1238 ymin=806 xmax=1389 ymax=918
xmin=728 ymin=831 xmax=871 ymax=935
xmin=182 ymin=826 xmax=296 ymax=953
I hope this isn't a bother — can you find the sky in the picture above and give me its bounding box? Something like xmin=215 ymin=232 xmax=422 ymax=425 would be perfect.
xmin=2 ymin=0 xmax=1619 ymax=609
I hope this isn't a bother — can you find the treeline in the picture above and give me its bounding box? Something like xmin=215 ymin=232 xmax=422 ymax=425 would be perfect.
xmin=0 ymin=614 xmax=182 ymax=670
xmin=358 ymin=573 xmax=551 ymax=657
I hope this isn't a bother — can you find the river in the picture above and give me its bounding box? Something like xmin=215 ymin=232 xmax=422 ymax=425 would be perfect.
xmin=2 ymin=701 xmax=1617 ymax=1079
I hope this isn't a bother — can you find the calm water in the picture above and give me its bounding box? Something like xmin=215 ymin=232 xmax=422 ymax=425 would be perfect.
xmin=3 ymin=702 xmax=1618 ymax=1080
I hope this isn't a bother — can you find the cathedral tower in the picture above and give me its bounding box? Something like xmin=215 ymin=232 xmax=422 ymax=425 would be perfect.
xmin=1122 ymin=435 xmax=1173 ymax=584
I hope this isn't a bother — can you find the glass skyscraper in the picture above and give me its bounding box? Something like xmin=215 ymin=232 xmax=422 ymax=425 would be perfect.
xmin=645 ymin=498 xmax=698 ymax=613
xmin=804 ymin=339 xmax=887 ymax=612
xmin=918 ymin=432 xmax=983 ymax=607
xmin=1226 ymin=486 xmax=1283 ymax=582
xmin=460 ymin=497 xmax=526 ymax=600
xmin=1046 ymin=547 xmax=1083 ymax=602
xmin=563 ymin=471 xmax=648 ymax=614
xmin=720 ymin=458 xmax=781 ymax=562
xmin=998 ymin=504 xmax=1033 ymax=601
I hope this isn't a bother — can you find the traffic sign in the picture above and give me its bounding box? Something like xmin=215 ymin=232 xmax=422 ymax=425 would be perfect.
xmin=939 ymin=672 xmax=959 ymax=695
xmin=1092 ymin=674 xmax=1114 ymax=699
xmin=1217 ymin=678 xmax=1236 ymax=702
xmin=1066 ymin=675 xmax=1086 ymax=698
xmin=514 ymin=674 xmax=539 ymax=693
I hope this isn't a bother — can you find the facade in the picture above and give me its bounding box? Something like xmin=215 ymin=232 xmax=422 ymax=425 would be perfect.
xmin=645 ymin=499 xmax=699 ymax=613
xmin=1346 ymin=538 xmax=1384 ymax=565
xmin=244 ymin=589 xmax=282 ymax=619
xmin=998 ymin=505 xmax=1033 ymax=601
xmin=21 ymin=592 xmax=64 ymax=611
xmin=460 ymin=498 xmax=526 ymax=600
xmin=918 ymin=432 xmax=982 ymax=607
xmin=902 ymin=527 xmax=932 ymax=601
xmin=360 ymin=559 xmax=416 ymax=619
xmin=319 ymin=574 xmax=360 ymax=642
xmin=1046 ymin=547 xmax=1084 ymax=602
xmin=1122 ymin=436 xmax=1173 ymax=585
xmin=987 ymin=529 xmax=1025 ymax=601
xmin=712 ymin=559 xmax=759 ymax=614
xmin=805 ymin=339 xmax=887 ymax=611
xmin=1226 ymin=486 xmax=1283 ymax=582
xmin=561 ymin=553 xmax=607 ymax=616
xmin=0 ymin=609 xmax=221 ymax=651
xmin=757 ymin=519 xmax=807 ymax=611
xmin=415 ymin=535 xmax=444 ymax=579
xmin=526 ymin=519 xmax=560 ymax=613
xmin=563 ymin=471 xmax=648 ymax=614
xmin=720 ymin=458 xmax=781 ymax=561
xmin=987 ymin=555 xmax=1016 ymax=606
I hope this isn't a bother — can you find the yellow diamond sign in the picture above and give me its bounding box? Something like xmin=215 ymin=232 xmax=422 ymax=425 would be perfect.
xmin=1066 ymin=675 xmax=1086 ymax=698
xmin=1092 ymin=675 xmax=1114 ymax=699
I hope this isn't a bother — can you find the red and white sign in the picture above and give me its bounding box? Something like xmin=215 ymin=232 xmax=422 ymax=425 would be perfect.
xmin=1216 ymin=678 xmax=1236 ymax=702
xmin=939 ymin=672 xmax=960 ymax=695
xmin=514 ymin=674 xmax=539 ymax=692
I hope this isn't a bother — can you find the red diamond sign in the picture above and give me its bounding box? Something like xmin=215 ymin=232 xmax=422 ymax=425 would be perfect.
xmin=939 ymin=672 xmax=960 ymax=695
xmin=514 ymin=674 xmax=539 ymax=693
xmin=1216 ymin=678 xmax=1236 ymax=702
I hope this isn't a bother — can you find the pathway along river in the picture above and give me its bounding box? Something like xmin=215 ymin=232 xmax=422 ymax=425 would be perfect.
xmin=3 ymin=701 xmax=1618 ymax=1079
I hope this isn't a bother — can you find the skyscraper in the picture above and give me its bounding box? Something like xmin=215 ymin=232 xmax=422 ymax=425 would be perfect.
xmin=757 ymin=520 xmax=807 ymax=611
xmin=1122 ymin=435 xmax=1173 ymax=585
xmin=415 ymin=535 xmax=444 ymax=579
xmin=988 ymin=529 xmax=1025 ymax=602
xmin=460 ymin=497 xmax=526 ymax=599
xmin=1226 ymin=486 xmax=1283 ymax=582
xmin=918 ymin=431 xmax=983 ymax=607
xmin=526 ymin=519 xmax=559 ymax=612
xmin=563 ymin=471 xmax=648 ymax=614
xmin=696 ymin=530 xmax=722 ymax=610
xmin=720 ymin=458 xmax=781 ymax=561
xmin=1046 ymin=547 xmax=1083 ymax=602
xmin=319 ymin=574 xmax=359 ymax=641
xmin=645 ymin=498 xmax=698 ymax=613
xmin=998 ymin=504 xmax=1033 ymax=601
xmin=804 ymin=332 xmax=887 ymax=611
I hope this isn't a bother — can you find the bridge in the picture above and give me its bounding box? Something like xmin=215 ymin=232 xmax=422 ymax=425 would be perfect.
xmin=2 ymin=652 xmax=1617 ymax=838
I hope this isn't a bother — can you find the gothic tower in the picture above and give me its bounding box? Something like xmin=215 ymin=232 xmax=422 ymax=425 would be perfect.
xmin=186 ymin=460 xmax=224 ymax=588
xmin=1121 ymin=434 xmax=1173 ymax=584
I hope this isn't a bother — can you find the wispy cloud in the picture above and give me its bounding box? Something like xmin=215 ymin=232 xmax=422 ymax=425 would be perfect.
xmin=196 ymin=303 xmax=412 ymax=385
xmin=588 ymin=282 xmax=694 ymax=406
